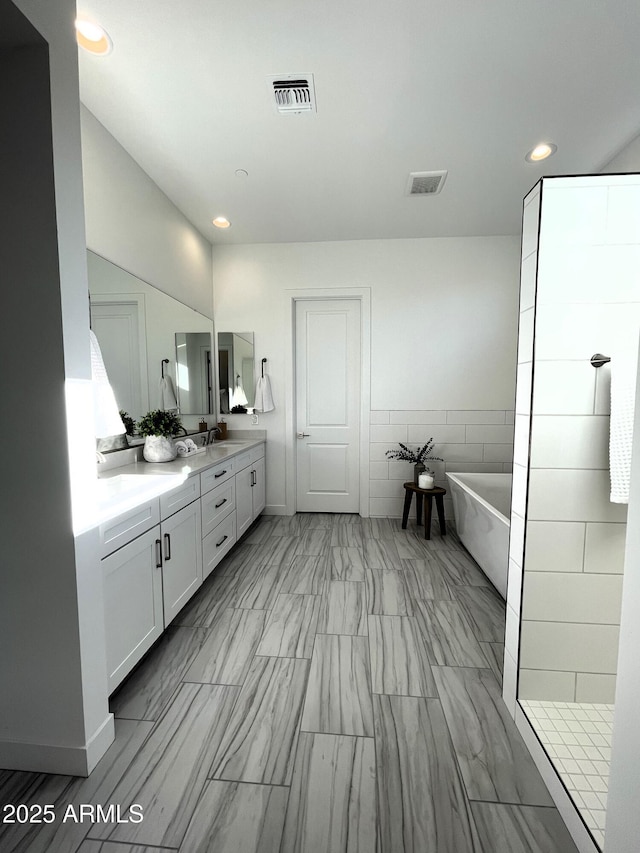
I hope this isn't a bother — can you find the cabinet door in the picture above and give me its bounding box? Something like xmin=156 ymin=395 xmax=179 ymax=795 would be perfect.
xmin=161 ymin=501 xmax=203 ymax=624
xmin=102 ymin=526 xmax=163 ymax=694
xmin=235 ymin=465 xmax=254 ymax=540
xmin=252 ymin=455 xmax=266 ymax=518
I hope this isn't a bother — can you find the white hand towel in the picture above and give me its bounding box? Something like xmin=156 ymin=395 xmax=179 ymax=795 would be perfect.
xmin=254 ymin=374 xmax=275 ymax=413
xmin=609 ymin=334 xmax=639 ymax=503
xmin=159 ymin=374 xmax=178 ymax=410
xmin=175 ymin=441 xmax=189 ymax=457
xmin=90 ymin=330 xmax=126 ymax=438
xmin=185 ymin=439 xmax=197 ymax=451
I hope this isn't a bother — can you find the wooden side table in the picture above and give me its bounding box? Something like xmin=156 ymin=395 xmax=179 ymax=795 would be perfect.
xmin=401 ymin=482 xmax=447 ymax=540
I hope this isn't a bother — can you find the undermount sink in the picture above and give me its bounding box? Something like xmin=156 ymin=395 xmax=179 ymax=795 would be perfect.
xmin=213 ymin=439 xmax=252 ymax=447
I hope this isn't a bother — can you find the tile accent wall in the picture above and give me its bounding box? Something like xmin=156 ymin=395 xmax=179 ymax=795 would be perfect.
xmin=369 ymin=410 xmax=515 ymax=518
xmin=505 ymin=176 xmax=639 ymax=713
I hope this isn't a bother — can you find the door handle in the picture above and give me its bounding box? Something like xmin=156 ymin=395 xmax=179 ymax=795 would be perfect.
xmin=163 ymin=532 xmax=171 ymax=561
xmin=297 ymin=432 xmax=310 ymax=438
xmin=155 ymin=539 xmax=162 ymax=568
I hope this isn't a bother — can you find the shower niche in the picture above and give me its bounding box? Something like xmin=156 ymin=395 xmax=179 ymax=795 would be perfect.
xmin=505 ymin=174 xmax=640 ymax=852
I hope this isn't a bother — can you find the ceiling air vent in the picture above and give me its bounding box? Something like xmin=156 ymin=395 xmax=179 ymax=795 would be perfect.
xmin=406 ymin=170 xmax=448 ymax=196
xmin=269 ymin=74 xmax=316 ymax=114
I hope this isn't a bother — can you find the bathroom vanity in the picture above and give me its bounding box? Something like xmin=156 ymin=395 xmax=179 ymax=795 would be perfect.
xmin=96 ymin=440 xmax=265 ymax=693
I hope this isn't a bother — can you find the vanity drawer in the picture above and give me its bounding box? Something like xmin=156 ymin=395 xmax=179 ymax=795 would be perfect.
xmin=202 ymin=512 xmax=236 ymax=580
xmin=201 ymin=478 xmax=235 ymax=538
xmin=200 ymin=458 xmax=235 ymax=494
xmin=160 ymin=476 xmax=201 ymax=520
xmin=99 ymin=499 xmax=160 ymax=559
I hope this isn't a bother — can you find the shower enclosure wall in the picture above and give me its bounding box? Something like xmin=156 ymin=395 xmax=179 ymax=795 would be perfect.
xmin=504 ymin=174 xmax=640 ymax=853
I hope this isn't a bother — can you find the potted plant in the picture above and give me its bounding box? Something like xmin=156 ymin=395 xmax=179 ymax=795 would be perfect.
xmin=136 ymin=409 xmax=183 ymax=462
xmin=119 ymin=410 xmax=136 ymax=436
xmin=385 ymin=439 xmax=443 ymax=485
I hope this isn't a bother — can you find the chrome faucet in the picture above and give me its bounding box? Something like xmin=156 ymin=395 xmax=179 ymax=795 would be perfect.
xmin=206 ymin=426 xmax=222 ymax=445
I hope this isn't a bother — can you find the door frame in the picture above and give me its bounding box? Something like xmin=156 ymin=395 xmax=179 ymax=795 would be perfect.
xmin=284 ymin=287 xmax=371 ymax=517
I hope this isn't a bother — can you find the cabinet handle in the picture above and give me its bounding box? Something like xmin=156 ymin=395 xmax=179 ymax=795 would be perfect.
xmin=215 ymin=498 xmax=227 ymax=508
xmin=216 ymin=534 xmax=228 ymax=548
xmin=214 ymin=469 xmax=227 ymax=479
xmin=155 ymin=539 xmax=162 ymax=568
xmin=251 ymin=469 xmax=256 ymax=487
xmin=164 ymin=532 xmax=171 ymax=561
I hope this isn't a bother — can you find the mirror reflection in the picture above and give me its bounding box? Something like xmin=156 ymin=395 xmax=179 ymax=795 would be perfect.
xmin=88 ymin=251 xmax=214 ymax=419
xmin=217 ymin=332 xmax=255 ymax=414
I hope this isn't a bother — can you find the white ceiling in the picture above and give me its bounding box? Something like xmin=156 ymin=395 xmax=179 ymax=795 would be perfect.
xmin=77 ymin=0 xmax=640 ymax=245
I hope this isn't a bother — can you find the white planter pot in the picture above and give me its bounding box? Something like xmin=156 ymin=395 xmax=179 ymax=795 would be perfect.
xmin=143 ymin=435 xmax=177 ymax=462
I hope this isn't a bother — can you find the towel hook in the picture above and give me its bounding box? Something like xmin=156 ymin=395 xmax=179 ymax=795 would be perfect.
xmin=261 ymin=358 xmax=267 ymax=378
xmin=161 ymin=358 xmax=169 ymax=378
xmin=590 ymin=353 xmax=611 ymax=368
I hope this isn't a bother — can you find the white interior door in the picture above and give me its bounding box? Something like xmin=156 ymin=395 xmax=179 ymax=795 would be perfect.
xmin=295 ymin=299 xmax=361 ymax=513
xmin=91 ymin=299 xmax=147 ymax=417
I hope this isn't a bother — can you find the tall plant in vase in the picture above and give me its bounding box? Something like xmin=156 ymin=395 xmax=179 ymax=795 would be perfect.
xmin=385 ymin=439 xmax=443 ymax=485
xmin=137 ymin=409 xmax=183 ymax=462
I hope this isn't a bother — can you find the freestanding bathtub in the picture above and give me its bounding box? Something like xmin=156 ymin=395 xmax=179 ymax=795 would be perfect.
xmin=445 ymin=472 xmax=511 ymax=599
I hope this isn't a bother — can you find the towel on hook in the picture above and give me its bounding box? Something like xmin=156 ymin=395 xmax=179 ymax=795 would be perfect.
xmin=254 ymin=373 xmax=275 ymax=412
xmin=159 ymin=374 xmax=179 ymax=410
xmin=90 ymin=330 xmax=126 ymax=438
xmin=609 ymin=332 xmax=639 ymax=503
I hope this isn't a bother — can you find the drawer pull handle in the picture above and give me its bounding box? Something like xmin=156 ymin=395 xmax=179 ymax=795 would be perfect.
xmin=214 ymin=469 xmax=227 ymax=479
xmin=216 ymin=534 xmax=228 ymax=548
xmin=164 ymin=532 xmax=171 ymax=561
xmin=155 ymin=539 xmax=162 ymax=568
xmin=215 ymin=498 xmax=227 ymax=508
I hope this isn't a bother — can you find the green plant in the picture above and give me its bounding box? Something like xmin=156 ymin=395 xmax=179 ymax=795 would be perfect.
xmin=119 ymin=410 xmax=136 ymax=436
xmin=136 ymin=409 xmax=183 ymax=438
xmin=385 ymin=439 xmax=443 ymax=470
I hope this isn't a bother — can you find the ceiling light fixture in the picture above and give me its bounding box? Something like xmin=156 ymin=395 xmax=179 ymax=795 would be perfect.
xmin=75 ymin=18 xmax=112 ymax=55
xmin=525 ymin=142 xmax=557 ymax=163
xmin=212 ymin=217 xmax=231 ymax=229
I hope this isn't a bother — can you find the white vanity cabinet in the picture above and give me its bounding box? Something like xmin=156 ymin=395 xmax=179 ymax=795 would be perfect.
xmin=159 ymin=479 xmax=203 ymax=625
xmin=100 ymin=503 xmax=164 ymax=694
xmin=201 ymin=476 xmax=237 ymax=580
xmin=235 ymin=445 xmax=266 ymax=539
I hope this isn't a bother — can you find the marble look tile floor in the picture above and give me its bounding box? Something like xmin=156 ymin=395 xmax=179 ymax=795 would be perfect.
xmin=0 ymin=514 xmax=579 ymax=853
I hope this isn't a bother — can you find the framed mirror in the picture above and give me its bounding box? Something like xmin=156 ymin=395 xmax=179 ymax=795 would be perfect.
xmin=217 ymin=332 xmax=255 ymax=414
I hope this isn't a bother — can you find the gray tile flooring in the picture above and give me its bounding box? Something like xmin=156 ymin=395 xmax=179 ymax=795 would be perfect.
xmin=0 ymin=513 xmax=579 ymax=853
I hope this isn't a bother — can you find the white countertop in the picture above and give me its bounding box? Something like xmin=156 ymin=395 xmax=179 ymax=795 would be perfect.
xmin=73 ymin=439 xmax=264 ymax=535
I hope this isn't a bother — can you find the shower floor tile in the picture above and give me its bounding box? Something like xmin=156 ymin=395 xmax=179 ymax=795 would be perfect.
xmin=521 ymin=699 xmax=612 ymax=849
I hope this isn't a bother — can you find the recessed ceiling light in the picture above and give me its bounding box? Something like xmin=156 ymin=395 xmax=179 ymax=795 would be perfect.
xmin=525 ymin=142 xmax=557 ymax=163
xmin=212 ymin=217 xmax=231 ymax=229
xmin=235 ymin=169 xmax=249 ymax=179
xmin=75 ymin=18 xmax=112 ymax=55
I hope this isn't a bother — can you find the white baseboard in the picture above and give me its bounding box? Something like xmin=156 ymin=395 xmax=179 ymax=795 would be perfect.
xmin=0 ymin=713 xmax=115 ymax=777
xmin=264 ymin=504 xmax=289 ymax=515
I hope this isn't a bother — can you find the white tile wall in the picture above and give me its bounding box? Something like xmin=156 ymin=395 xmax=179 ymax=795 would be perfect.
xmin=528 ymin=469 xmax=628 ymax=523
xmin=525 ymin=521 xmax=585 ymax=573
xmin=531 ymin=361 xmax=596 ymax=415
xmin=368 ymin=409 xmax=514 ymax=518
xmin=519 ymin=670 xmax=577 ymax=702
xmin=529 ymin=415 xmax=610 ymax=470
xmin=583 ymin=523 xmax=627 ymax=575
xmin=575 ymin=674 xmax=617 ymax=705
xmin=519 ymin=621 xmax=620 ymax=675
xmin=522 ymin=573 xmax=624 ymax=625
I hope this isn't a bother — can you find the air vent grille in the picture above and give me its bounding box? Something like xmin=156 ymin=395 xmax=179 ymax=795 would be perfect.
xmin=406 ymin=170 xmax=448 ymax=196
xmin=269 ymin=74 xmax=316 ymax=114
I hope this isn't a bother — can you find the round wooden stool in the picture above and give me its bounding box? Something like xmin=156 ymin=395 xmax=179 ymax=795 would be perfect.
xmin=401 ymin=482 xmax=447 ymax=540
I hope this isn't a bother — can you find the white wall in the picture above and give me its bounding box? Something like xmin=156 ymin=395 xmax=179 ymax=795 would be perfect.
xmin=212 ymin=236 xmax=520 ymax=514
xmin=602 ymin=130 xmax=640 ymax=173
xmin=81 ymin=105 xmax=214 ymax=319
xmin=2 ymin=0 xmax=112 ymax=774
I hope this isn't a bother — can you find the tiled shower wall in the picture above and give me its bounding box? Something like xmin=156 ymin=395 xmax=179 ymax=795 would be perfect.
xmin=369 ymin=409 xmax=515 ymax=518
xmin=506 ymin=175 xmax=640 ymax=711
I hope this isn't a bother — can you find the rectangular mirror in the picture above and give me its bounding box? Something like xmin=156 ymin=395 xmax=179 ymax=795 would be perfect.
xmin=88 ymin=251 xmax=215 ymax=420
xmin=175 ymin=332 xmax=214 ymax=415
xmin=217 ymin=331 xmax=255 ymax=414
